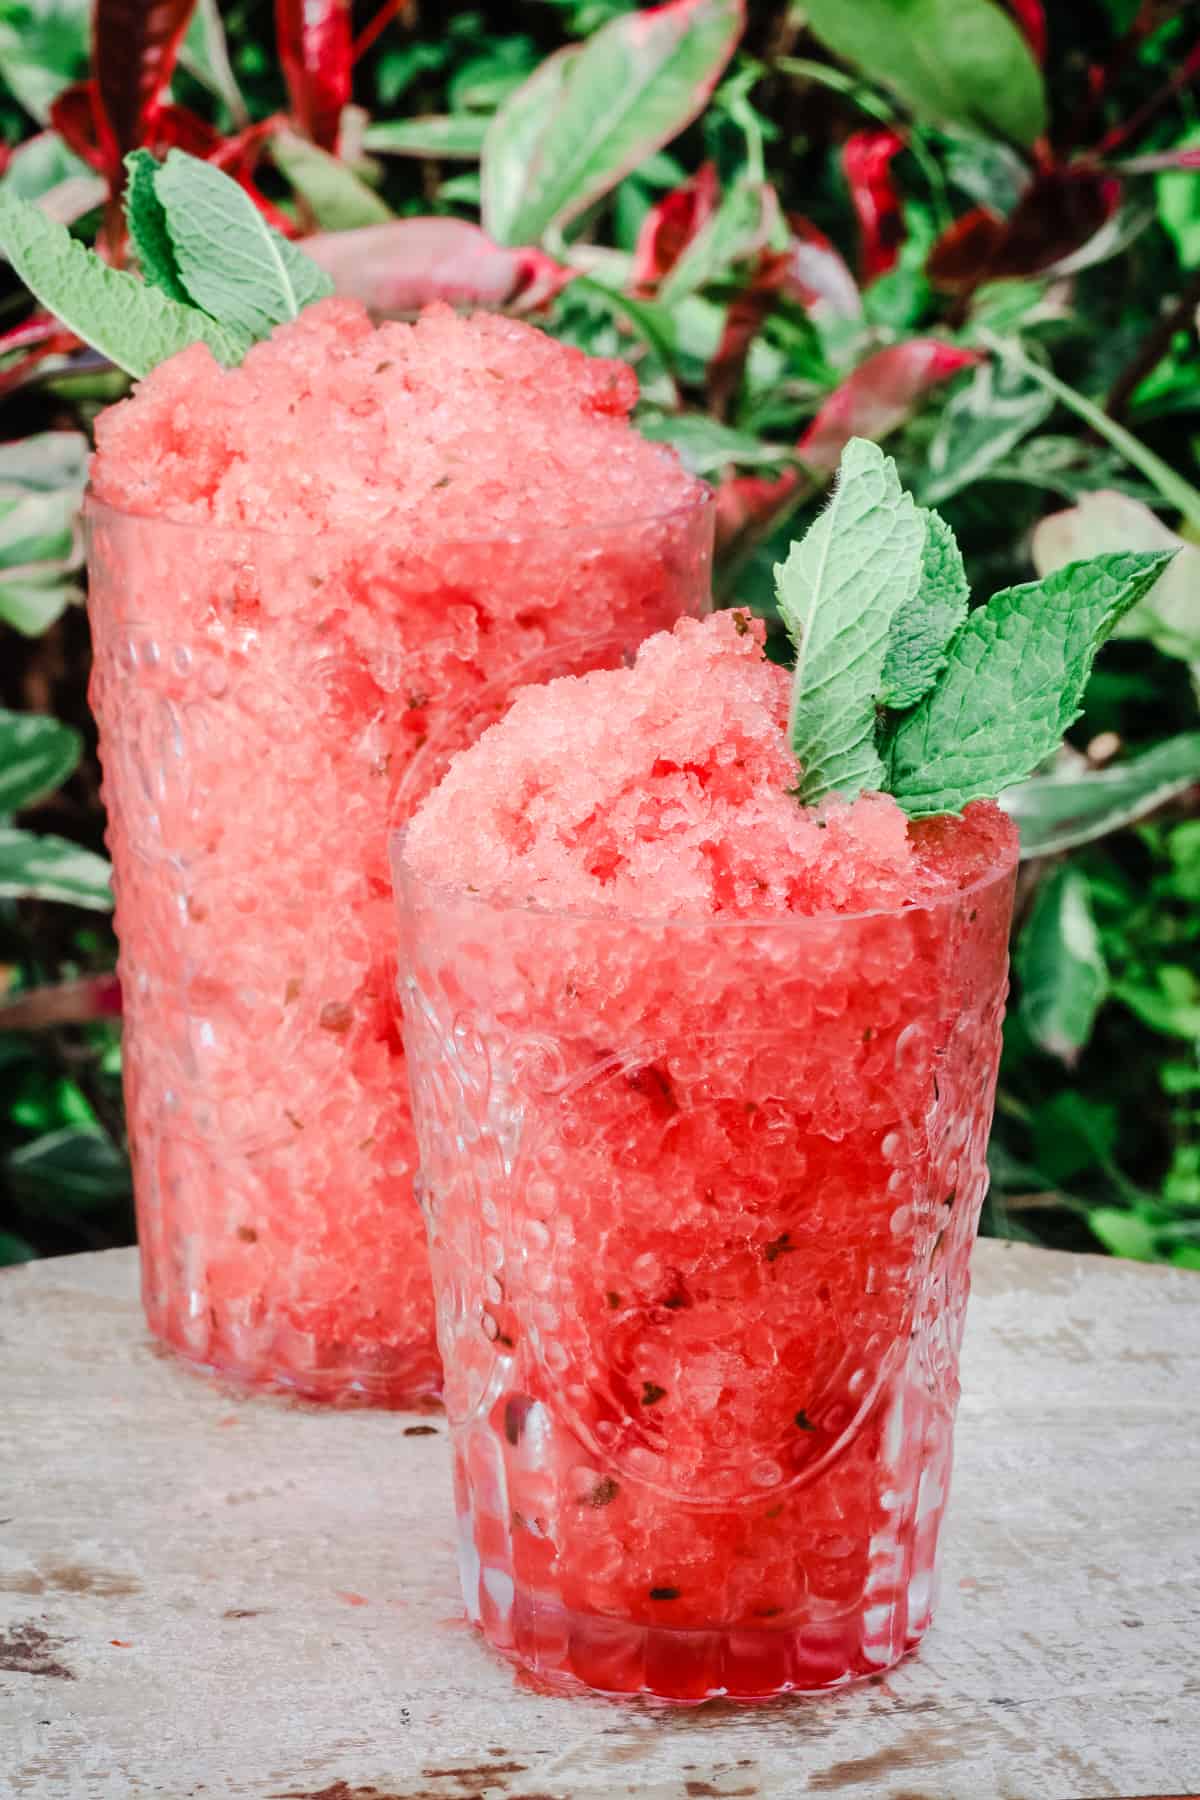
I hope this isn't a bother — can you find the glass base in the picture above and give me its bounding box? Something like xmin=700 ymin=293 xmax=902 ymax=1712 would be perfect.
xmin=474 ymin=1588 xmax=925 ymax=1704
xmin=147 ymin=1311 xmax=443 ymax=1409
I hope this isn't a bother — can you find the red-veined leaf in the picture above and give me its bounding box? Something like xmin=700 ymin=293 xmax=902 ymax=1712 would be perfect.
xmin=483 ymin=0 xmax=744 ymax=247
xmin=0 ymin=974 xmax=122 ymax=1030
xmin=0 ymin=316 xmax=74 ymax=356
xmin=798 ymin=340 xmax=978 ymax=472
xmin=783 ymin=217 xmax=862 ymax=319
xmin=94 ymin=0 xmax=198 ymax=174
xmin=0 ymin=318 xmax=83 ymax=396
xmin=707 ymin=247 xmax=789 ymax=415
xmin=841 ymin=129 xmax=905 ymax=282
xmin=304 ymin=218 xmax=570 ymax=315
xmin=276 ymin=0 xmax=353 ymax=152
xmin=48 ymin=81 xmax=116 ymax=176
xmin=351 ymin=0 xmax=407 ymax=65
xmin=926 ymin=206 xmax=1007 ymax=290
xmin=999 ymin=0 xmax=1047 ymax=64
xmin=715 ymin=340 xmax=977 ymax=552
xmin=1112 ymin=146 xmax=1200 ymax=174
xmin=1098 ymin=39 xmax=1200 ymax=157
xmin=206 ymin=117 xmax=298 ymax=235
xmin=928 ymin=168 xmax=1120 ymax=291
xmin=631 ymin=161 xmax=719 ymax=287
xmin=148 ymin=103 xmax=222 ymax=158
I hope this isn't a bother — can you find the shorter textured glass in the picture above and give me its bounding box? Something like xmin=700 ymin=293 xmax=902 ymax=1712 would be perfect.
xmin=392 ymin=845 xmax=1016 ymax=1700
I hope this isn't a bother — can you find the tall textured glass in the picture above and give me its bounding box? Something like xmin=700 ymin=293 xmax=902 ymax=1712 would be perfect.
xmin=85 ymin=493 xmax=713 ymax=1404
xmin=393 ymin=844 xmax=1016 ymax=1697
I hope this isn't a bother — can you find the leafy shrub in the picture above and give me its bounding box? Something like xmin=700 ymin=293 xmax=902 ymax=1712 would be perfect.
xmin=1 ymin=0 xmax=1198 ymax=1267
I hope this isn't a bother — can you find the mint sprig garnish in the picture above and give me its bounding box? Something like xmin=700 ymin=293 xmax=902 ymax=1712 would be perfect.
xmin=0 ymin=150 xmax=332 ymax=380
xmin=0 ymin=186 xmax=247 ymax=378
xmin=778 ymin=437 xmax=1176 ymax=819
xmin=879 ymin=508 xmax=968 ymax=710
xmin=885 ymin=551 xmax=1175 ymax=815
xmin=150 ymin=152 xmax=332 ymax=338
xmin=124 ymin=149 xmax=194 ymax=308
xmin=776 ymin=439 xmax=926 ymax=805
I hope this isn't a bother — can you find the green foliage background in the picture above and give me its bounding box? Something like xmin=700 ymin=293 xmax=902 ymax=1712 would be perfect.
xmin=0 ymin=0 xmax=1198 ymax=1270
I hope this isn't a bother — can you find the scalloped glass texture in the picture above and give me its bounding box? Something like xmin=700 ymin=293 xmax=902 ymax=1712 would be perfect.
xmin=395 ymin=853 xmax=1015 ymax=1695
xmin=84 ymin=495 xmax=713 ymax=1404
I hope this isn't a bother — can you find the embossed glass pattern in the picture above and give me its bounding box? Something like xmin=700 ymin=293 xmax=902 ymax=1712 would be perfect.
xmin=84 ymin=494 xmax=713 ymax=1403
xmin=393 ymin=849 xmax=1015 ymax=1697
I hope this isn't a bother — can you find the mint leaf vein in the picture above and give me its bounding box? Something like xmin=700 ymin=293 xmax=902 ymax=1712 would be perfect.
xmin=777 ymin=438 xmax=926 ymax=805
xmin=154 ymin=150 xmax=333 ymax=340
xmin=0 ymin=186 xmax=247 ymax=378
xmin=887 ymin=550 xmax=1178 ymax=817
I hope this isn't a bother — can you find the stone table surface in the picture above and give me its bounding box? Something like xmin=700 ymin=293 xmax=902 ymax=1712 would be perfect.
xmin=1 ymin=1241 xmax=1197 ymax=1800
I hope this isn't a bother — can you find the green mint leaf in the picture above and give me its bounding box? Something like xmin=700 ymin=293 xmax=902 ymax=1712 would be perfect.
xmin=887 ymin=550 xmax=1177 ymax=818
xmin=154 ymin=149 xmax=333 ymax=340
xmin=777 ymin=437 xmax=926 ymax=804
xmin=0 ymin=186 xmax=248 ymax=378
xmin=879 ymin=508 xmax=970 ymax=710
xmin=123 ymin=150 xmax=192 ymax=305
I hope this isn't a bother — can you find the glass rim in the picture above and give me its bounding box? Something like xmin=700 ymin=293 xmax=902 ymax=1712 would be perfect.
xmin=390 ymin=824 xmax=1019 ymax=935
xmin=82 ymin=480 xmax=716 ymax=551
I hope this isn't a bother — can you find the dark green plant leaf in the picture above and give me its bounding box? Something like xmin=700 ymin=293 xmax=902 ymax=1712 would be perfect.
xmin=1156 ymin=125 xmax=1200 ymax=270
xmin=657 ymin=180 xmax=774 ymax=305
xmin=179 ymin=0 xmax=250 ymax=127
xmin=1003 ymin=734 xmax=1200 ymax=859
xmin=0 ymin=1230 xmax=36 ymax=1265
xmin=637 ymin=412 xmax=791 ymax=476
xmin=1113 ymin=967 xmax=1200 ymax=1039
xmin=1 ymin=130 xmax=92 ymax=203
xmin=1087 ymin=1207 xmax=1159 ymax=1261
xmin=0 ymin=487 xmax=76 ymax=565
xmin=270 ymin=127 xmax=393 ymax=230
xmin=0 ymin=709 xmax=81 ymax=812
xmin=7 ymin=1126 xmax=131 ymax=1213
xmin=363 ymin=114 xmax=490 ymax=159
xmin=978 ymin=333 xmax=1200 ymax=533
xmin=0 ymin=0 xmax=88 ymax=124
xmin=919 ymin=358 xmax=1053 ymax=505
xmin=0 ymin=430 xmax=89 ymax=494
xmin=800 ymin=0 xmax=1046 ymax=147
xmin=0 ymin=575 xmax=78 ymax=636
xmin=887 ymin=551 xmax=1177 ymax=817
xmin=1016 ymin=866 xmax=1108 ymax=1061
xmin=0 ymin=826 xmax=112 ymax=908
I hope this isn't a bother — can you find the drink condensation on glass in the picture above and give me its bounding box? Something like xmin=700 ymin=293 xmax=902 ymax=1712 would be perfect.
xmin=85 ymin=299 xmax=713 ymax=1405
xmin=393 ymin=613 xmax=1018 ymax=1699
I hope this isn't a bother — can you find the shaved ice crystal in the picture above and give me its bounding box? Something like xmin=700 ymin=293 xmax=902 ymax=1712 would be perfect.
xmin=403 ymin=610 xmax=1018 ymax=915
xmin=91 ymin=297 xmax=698 ymax=536
xmin=86 ymin=301 xmax=711 ymax=1405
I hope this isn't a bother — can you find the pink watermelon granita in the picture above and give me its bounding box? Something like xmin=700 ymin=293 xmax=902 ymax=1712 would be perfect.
xmin=85 ymin=299 xmax=712 ymax=1405
xmin=394 ymin=611 xmax=1017 ymax=1698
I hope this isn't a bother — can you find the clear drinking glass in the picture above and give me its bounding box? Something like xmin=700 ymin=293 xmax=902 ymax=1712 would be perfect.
xmin=84 ymin=491 xmax=713 ymax=1404
xmin=392 ymin=841 xmax=1016 ymax=1696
